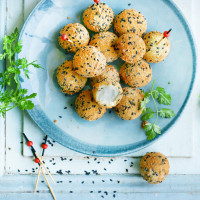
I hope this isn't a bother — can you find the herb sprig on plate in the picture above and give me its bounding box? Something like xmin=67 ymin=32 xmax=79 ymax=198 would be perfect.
xmin=141 ymin=80 xmax=175 ymax=140
xmin=0 ymin=28 xmax=42 ymax=117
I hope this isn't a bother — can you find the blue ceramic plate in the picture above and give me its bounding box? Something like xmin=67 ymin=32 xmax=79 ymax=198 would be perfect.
xmin=18 ymin=0 xmax=196 ymax=156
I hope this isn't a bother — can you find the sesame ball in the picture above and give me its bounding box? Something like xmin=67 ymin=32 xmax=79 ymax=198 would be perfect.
xmin=115 ymin=33 xmax=146 ymax=64
xmin=120 ymin=59 xmax=152 ymax=88
xmin=89 ymin=31 xmax=118 ymax=62
xmin=93 ymin=81 xmax=123 ymax=108
xmin=143 ymin=31 xmax=171 ymax=63
xmin=56 ymin=60 xmax=87 ymax=95
xmin=58 ymin=23 xmax=90 ymax=53
xmin=90 ymin=64 xmax=120 ymax=87
xmin=113 ymin=87 xmax=144 ymax=120
xmin=83 ymin=3 xmax=114 ymax=32
xmin=114 ymin=9 xmax=147 ymax=37
xmin=73 ymin=46 xmax=106 ymax=77
xmin=75 ymin=89 xmax=106 ymax=121
xmin=140 ymin=152 xmax=170 ymax=184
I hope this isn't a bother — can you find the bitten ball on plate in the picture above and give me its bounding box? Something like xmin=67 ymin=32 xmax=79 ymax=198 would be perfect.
xmin=75 ymin=89 xmax=106 ymax=121
xmin=93 ymin=81 xmax=123 ymax=108
xmin=83 ymin=3 xmax=114 ymax=32
xmin=114 ymin=9 xmax=147 ymax=37
xmin=56 ymin=60 xmax=87 ymax=95
xmin=120 ymin=59 xmax=152 ymax=88
xmin=58 ymin=23 xmax=90 ymax=53
xmin=143 ymin=31 xmax=171 ymax=63
xmin=90 ymin=64 xmax=120 ymax=87
xmin=140 ymin=152 xmax=170 ymax=184
xmin=115 ymin=33 xmax=146 ymax=64
xmin=89 ymin=31 xmax=118 ymax=62
xmin=73 ymin=46 xmax=106 ymax=77
xmin=113 ymin=87 xmax=144 ymax=120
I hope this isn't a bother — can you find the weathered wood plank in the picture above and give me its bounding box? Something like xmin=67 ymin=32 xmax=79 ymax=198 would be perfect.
xmin=0 ymin=0 xmax=6 ymax=177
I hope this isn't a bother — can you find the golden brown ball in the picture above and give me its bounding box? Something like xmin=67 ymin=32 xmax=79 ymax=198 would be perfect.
xmin=75 ymin=89 xmax=106 ymax=121
xmin=56 ymin=60 xmax=87 ymax=95
xmin=83 ymin=3 xmax=114 ymax=32
xmin=140 ymin=152 xmax=170 ymax=184
xmin=92 ymin=81 xmax=123 ymax=108
xmin=114 ymin=9 xmax=147 ymax=37
xmin=73 ymin=46 xmax=106 ymax=77
xmin=90 ymin=64 xmax=120 ymax=87
xmin=58 ymin=23 xmax=90 ymax=53
xmin=113 ymin=87 xmax=144 ymax=120
xmin=143 ymin=31 xmax=171 ymax=63
xmin=120 ymin=59 xmax=152 ymax=88
xmin=89 ymin=31 xmax=118 ymax=62
xmin=115 ymin=33 xmax=146 ymax=64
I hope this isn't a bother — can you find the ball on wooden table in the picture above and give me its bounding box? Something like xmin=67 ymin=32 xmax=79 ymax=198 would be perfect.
xmin=140 ymin=152 xmax=170 ymax=184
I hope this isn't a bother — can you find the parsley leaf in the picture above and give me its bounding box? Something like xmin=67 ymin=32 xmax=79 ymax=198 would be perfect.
xmin=156 ymin=86 xmax=171 ymax=105
xmin=144 ymin=123 xmax=161 ymax=140
xmin=0 ymin=28 xmax=42 ymax=117
xmin=159 ymin=108 xmax=175 ymax=118
xmin=141 ymin=107 xmax=154 ymax=121
xmin=140 ymin=92 xmax=150 ymax=113
xmin=141 ymin=80 xmax=175 ymax=140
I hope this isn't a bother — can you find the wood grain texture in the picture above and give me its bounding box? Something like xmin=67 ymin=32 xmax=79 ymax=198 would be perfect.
xmin=1 ymin=0 xmax=200 ymax=199
xmin=0 ymin=0 xmax=6 ymax=177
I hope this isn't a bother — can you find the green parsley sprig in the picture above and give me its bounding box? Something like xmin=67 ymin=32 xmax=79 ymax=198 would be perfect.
xmin=0 ymin=28 xmax=42 ymax=118
xmin=141 ymin=80 xmax=175 ymax=140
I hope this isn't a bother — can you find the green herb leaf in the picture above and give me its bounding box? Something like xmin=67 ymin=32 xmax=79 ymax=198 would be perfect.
xmin=144 ymin=123 xmax=161 ymax=140
xmin=159 ymin=108 xmax=175 ymax=118
xmin=141 ymin=80 xmax=175 ymax=141
xmin=0 ymin=28 xmax=42 ymax=117
xmin=151 ymin=90 xmax=159 ymax=99
xmin=141 ymin=92 xmax=150 ymax=113
xmin=156 ymin=86 xmax=171 ymax=105
xmin=141 ymin=107 xmax=154 ymax=121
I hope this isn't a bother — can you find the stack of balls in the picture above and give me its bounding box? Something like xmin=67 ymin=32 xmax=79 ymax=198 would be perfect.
xmin=56 ymin=0 xmax=171 ymax=121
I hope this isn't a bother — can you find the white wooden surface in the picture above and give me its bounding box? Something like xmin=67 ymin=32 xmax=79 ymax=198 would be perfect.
xmin=1 ymin=0 xmax=200 ymax=199
xmin=5 ymin=0 xmax=199 ymax=175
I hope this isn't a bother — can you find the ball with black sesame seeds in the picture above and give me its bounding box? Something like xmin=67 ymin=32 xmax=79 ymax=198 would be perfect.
xmin=113 ymin=87 xmax=144 ymax=120
xmin=120 ymin=59 xmax=152 ymax=88
xmin=115 ymin=33 xmax=146 ymax=64
xmin=114 ymin=9 xmax=147 ymax=37
xmin=73 ymin=45 xmax=106 ymax=77
xmin=143 ymin=31 xmax=171 ymax=63
xmin=83 ymin=3 xmax=114 ymax=32
xmin=75 ymin=89 xmax=106 ymax=121
xmin=89 ymin=31 xmax=118 ymax=62
xmin=140 ymin=152 xmax=170 ymax=184
xmin=58 ymin=23 xmax=90 ymax=53
xmin=93 ymin=81 xmax=123 ymax=108
xmin=56 ymin=60 xmax=87 ymax=95
xmin=90 ymin=64 xmax=120 ymax=87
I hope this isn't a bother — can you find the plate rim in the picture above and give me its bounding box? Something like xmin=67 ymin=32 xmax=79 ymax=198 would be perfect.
xmin=17 ymin=0 xmax=196 ymax=157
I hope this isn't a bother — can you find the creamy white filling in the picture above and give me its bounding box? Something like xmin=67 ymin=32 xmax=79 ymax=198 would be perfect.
xmin=96 ymin=85 xmax=121 ymax=106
